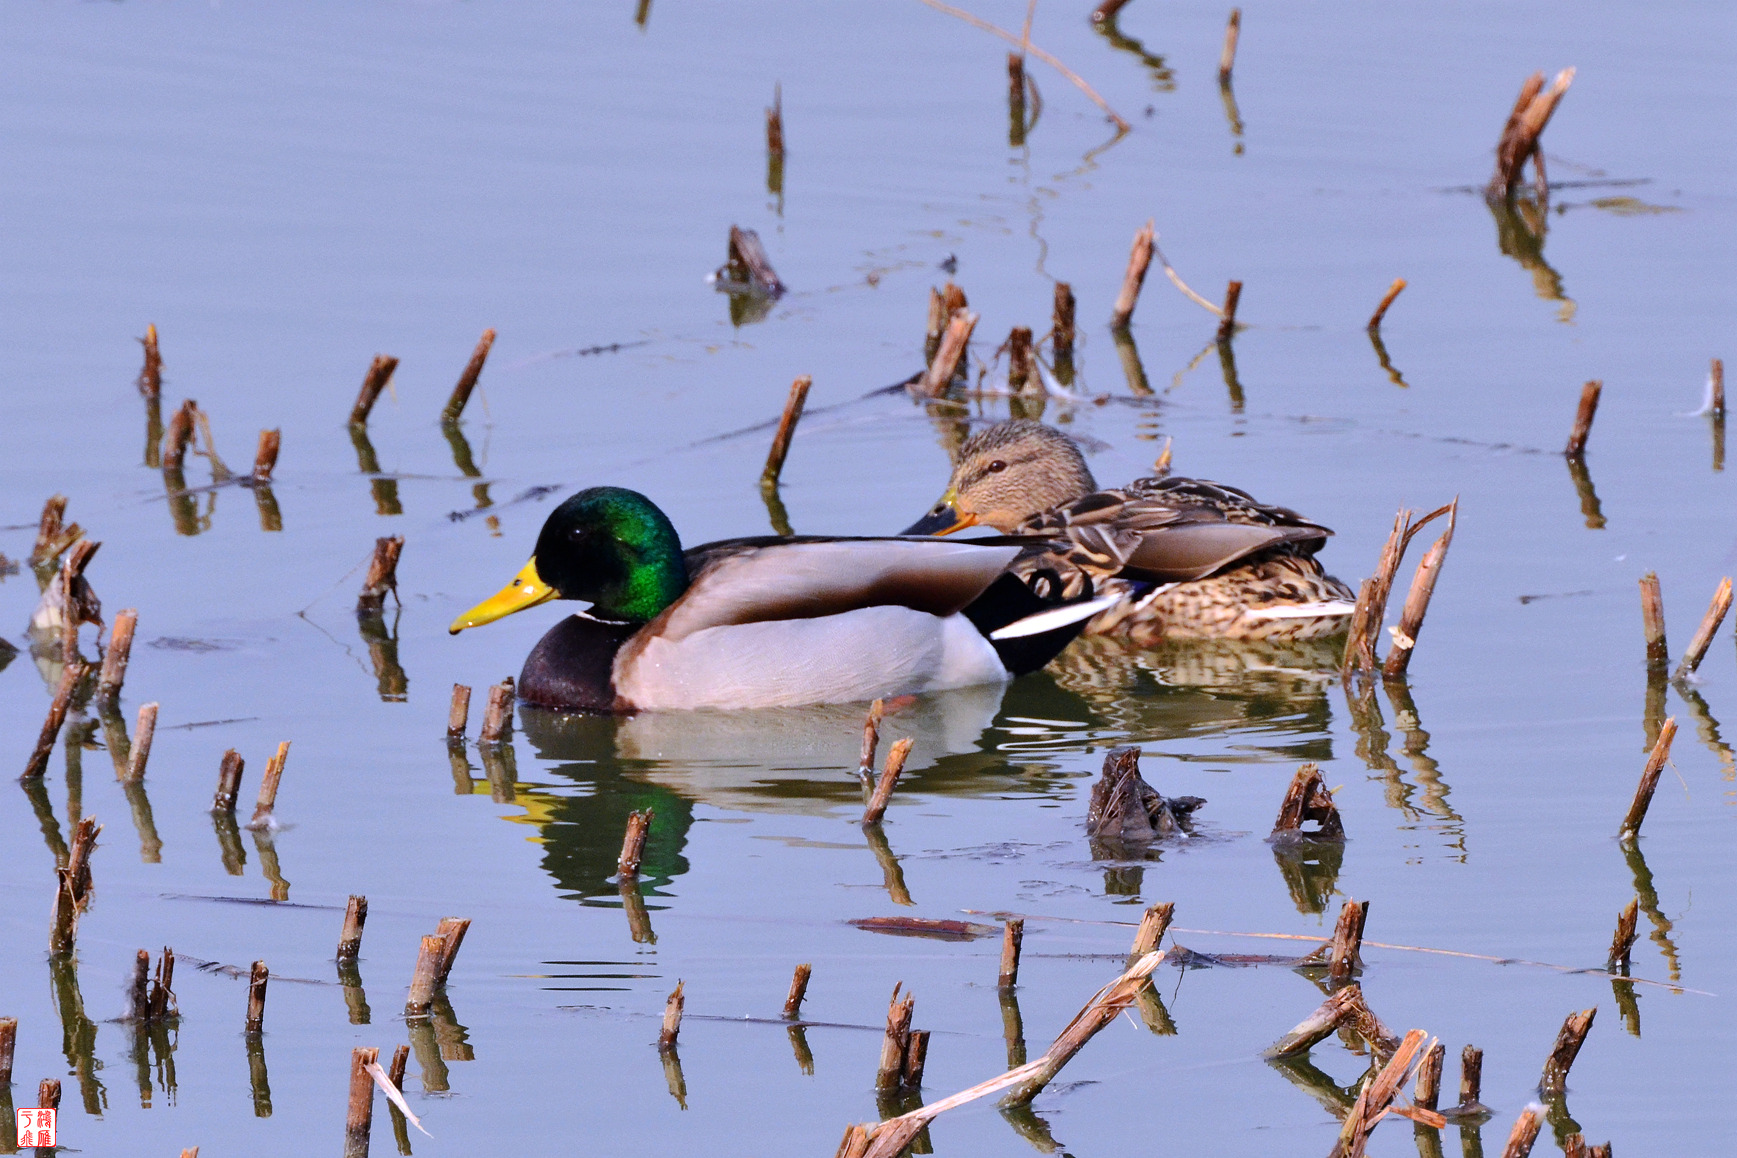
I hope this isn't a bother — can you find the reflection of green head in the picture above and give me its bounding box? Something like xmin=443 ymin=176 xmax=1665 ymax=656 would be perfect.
xmin=532 ymin=487 xmax=688 ymax=623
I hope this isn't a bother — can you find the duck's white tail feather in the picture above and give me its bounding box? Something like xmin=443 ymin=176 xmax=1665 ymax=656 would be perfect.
xmin=991 ymin=593 xmax=1127 ymax=640
xmin=1242 ymin=600 xmax=1358 ymax=621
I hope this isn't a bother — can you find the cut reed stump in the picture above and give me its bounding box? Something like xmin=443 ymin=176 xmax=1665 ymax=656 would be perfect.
xmin=1607 ymin=898 xmax=1638 ymax=971
xmin=1327 ymin=899 xmax=1369 ymax=986
xmin=1620 ymin=716 xmax=1677 ymax=840
xmin=434 ymin=917 xmax=469 ymax=986
xmin=387 ymin=1044 xmax=409 ymax=1092
xmin=123 ymin=703 xmax=158 ymax=784
xmin=49 ymin=818 xmax=101 ymax=956
xmin=1564 ymin=380 xmax=1601 ymax=458
xmin=858 ymin=698 xmax=884 ymax=780
xmin=1445 ymin=1045 xmax=1489 ymax=1118
xmin=1367 ymin=278 xmax=1407 ymax=332
xmin=22 ymin=661 xmax=86 ymax=780
xmin=1052 ymin=282 xmax=1076 ymax=365
xmin=1342 ymin=501 xmax=1453 ymax=675
xmin=138 ymin=324 xmax=163 ymax=399
xmin=1271 ymin=762 xmax=1344 ymax=840
xmin=478 ymin=678 xmax=515 ymax=745
xmin=1488 ymin=69 xmax=1576 ymax=201
xmin=902 ymin=1029 xmax=930 ymax=1090
xmin=761 ymin=374 xmax=811 ymax=491
xmin=783 ymin=963 xmax=812 ymax=1019
xmin=1413 ymin=1040 xmax=1445 ymax=1111
xmin=245 ymin=961 xmax=269 ymax=1034
xmin=862 ymin=737 xmax=914 ymax=826
xmin=1328 ymin=1029 xmax=1432 ymax=1158
xmin=617 ymin=808 xmax=653 ymax=877
xmin=349 ymin=355 xmax=399 ymax=427
xmin=31 ymin=495 xmax=82 ymax=567
xmin=1109 ymin=220 xmax=1155 ymax=330
xmin=998 ymin=919 xmax=1024 ymax=989
xmin=161 ymin=399 xmax=199 ymax=469
xmin=338 ymin=896 xmax=369 ymax=962
xmin=246 ymin=741 xmax=291 ymax=830
xmin=97 ymin=609 xmax=137 ymax=707
xmin=344 ymin=1046 xmax=379 ymax=1158
xmin=1382 ymin=499 xmax=1458 ymax=678
xmin=724 ymin=226 xmax=786 ymax=298
xmin=1500 ymin=1106 xmax=1543 ymax=1158
xmin=0 ymin=1017 xmax=15 ymax=1086
xmin=874 ymin=985 xmax=915 ymax=1092
xmin=441 ymin=329 xmax=497 ymax=423
xmin=1639 ymin=572 xmax=1668 ymax=671
xmin=1217 ymin=8 xmax=1241 ymax=83
xmin=765 ymin=83 xmax=785 ymax=184
xmin=1539 ymin=1007 xmax=1595 ymax=1096
xmin=356 ymin=536 xmax=404 ymax=614
xmin=252 ymin=429 xmax=281 ymax=482
xmin=38 ymin=1079 xmax=60 ymax=1110
xmin=1215 ymin=280 xmax=1242 ymax=343
xmin=447 ymin=683 xmax=471 ymax=739
xmin=404 ymin=936 xmax=447 ymax=1018
xmin=212 ymin=749 xmax=245 ymax=813
xmin=659 ymin=981 xmax=685 ymax=1050
xmin=1672 ymin=577 xmax=1731 ymax=681
xmin=918 ymin=310 xmax=978 ymax=396
xmin=1130 ymin=902 xmax=1174 ymax=959
xmin=1006 ymin=327 xmax=1034 ymax=390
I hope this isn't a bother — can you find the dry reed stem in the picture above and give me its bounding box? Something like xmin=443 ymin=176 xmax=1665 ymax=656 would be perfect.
xmin=998 ymin=949 xmax=1165 ymax=1107
xmin=38 ymin=1079 xmax=60 ymax=1109
xmin=479 ymin=679 xmax=514 ymax=744
xmin=447 ymin=684 xmax=471 ymax=738
xmin=387 ymin=1044 xmax=409 ymax=1091
xmin=919 ymin=311 xmax=978 ymax=395
xmin=783 ymin=963 xmax=812 ymax=1019
xmin=1052 ymin=282 xmax=1076 ymax=361
xmin=1264 ymin=983 xmax=1394 ymax=1058
xmin=1367 ymin=278 xmax=1407 ymax=331
xmin=659 ymin=981 xmax=685 ymax=1050
xmin=98 ymin=609 xmax=137 ymax=705
xmin=1382 ymin=499 xmax=1458 ymax=678
xmin=1564 ymin=380 xmax=1601 ymax=458
xmin=1712 ymin=357 xmax=1726 ymax=416
xmin=212 ymin=749 xmax=245 ymax=813
xmin=357 ymin=536 xmax=404 ymax=614
xmin=858 ymin=699 xmax=884 ymax=778
xmin=761 ymin=375 xmax=812 ymax=489
xmin=1217 ymin=8 xmax=1241 ymax=82
xmin=123 ymin=702 xmax=158 ymax=784
xmin=1110 ymin=220 xmax=1155 ymax=329
xmin=0 ymin=1018 xmax=14 ymax=1086
xmin=1272 ymin=762 xmax=1344 ymax=838
xmin=442 ymin=329 xmax=497 ymax=423
xmin=1539 ymin=1007 xmax=1596 ymax=1095
xmin=1006 ymin=326 xmax=1034 ymax=389
xmin=1328 ymin=899 xmax=1369 ymax=986
xmin=338 ymin=895 xmax=369 ymax=962
xmin=1091 ymin=0 xmax=1131 ymax=23
xmin=1454 ymin=1045 xmax=1487 ymax=1113
xmin=350 ymin=355 xmax=399 ymax=426
xmin=862 ymin=737 xmax=914 ymax=825
xmin=1500 ymin=1106 xmax=1543 ymax=1158
xmin=1672 ymin=577 xmax=1731 ymax=681
xmin=1130 ymin=902 xmax=1174 ymax=958
xmin=998 ymin=918 xmax=1024 ymax=989
xmin=1329 ymin=1028 xmax=1430 ymax=1158
xmin=726 ymin=226 xmax=785 ymax=296
xmin=1413 ymin=1041 xmax=1445 ymax=1110
xmin=31 ymin=495 xmax=81 ymax=565
xmin=766 ymin=83 xmax=784 ymax=158
xmin=1620 ymin=717 xmax=1677 ymax=839
xmin=1639 ymin=572 xmax=1668 ymax=670
xmin=903 ymin=1029 xmax=930 ymax=1089
xmin=617 ymin=808 xmax=654 ymax=877
xmin=162 ymin=400 xmax=198 ymax=470
xmin=245 ymin=961 xmax=268 ymax=1034
xmin=247 ymin=741 xmax=291 ymax=830
xmin=916 ymin=0 xmax=1130 ymax=130
xmin=434 ymin=917 xmax=470 ymax=985
xmin=252 ymin=429 xmax=281 ymax=481
xmin=1607 ymin=898 xmax=1638 ymax=970
xmin=875 ymin=985 xmax=914 ymax=1091
xmin=1490 ymin=69 xmax=1575 ymax=200
xmin=1215 ymin=279 xmax=1242 ymax=342
xmin=1342 ymin=501 xmax=1453 ymax=674
xmin=924 ymin=289 xmax=947 ymax=349
xmin=23 ymin=661 xmax=85 ymax=780
xmin=405 ymin=935 xmax=448 ymax=1017
xmin=138 ymin=324 xmax=162 ymax=399
xmin=344 ymin=1047 xmax=379 ymax=1158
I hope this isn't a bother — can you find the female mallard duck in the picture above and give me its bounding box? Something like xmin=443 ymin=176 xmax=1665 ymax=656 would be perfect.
xmin=901 ymin=421 xmax=1356 ymax=643
xmin=450 ymin=486 xmax=1115 ymax=713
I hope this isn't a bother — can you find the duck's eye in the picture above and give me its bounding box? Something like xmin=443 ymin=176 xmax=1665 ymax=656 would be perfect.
xmin=987 ymin=460 xmax=1007 ymax=473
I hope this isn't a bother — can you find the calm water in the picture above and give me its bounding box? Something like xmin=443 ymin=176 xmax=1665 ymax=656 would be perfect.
xmin=1 ymin=2 xmax=1733 ymax=1154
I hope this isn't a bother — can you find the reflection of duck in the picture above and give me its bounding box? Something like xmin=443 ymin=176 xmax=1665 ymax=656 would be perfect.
xmin=901 ymin=421 xmax=1355 ymax=642
xmin=450 ymin=487 xmax=1108 ymax=712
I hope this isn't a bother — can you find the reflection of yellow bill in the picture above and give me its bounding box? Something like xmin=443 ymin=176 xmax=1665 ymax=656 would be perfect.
xmin=450 ymin=559 xmax=555 ymax=634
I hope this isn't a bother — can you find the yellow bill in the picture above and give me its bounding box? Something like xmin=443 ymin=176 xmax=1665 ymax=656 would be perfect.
xmin=450 ymin=559 xmax=556 ymax=634
xmin=899 ymin=488 xmax=979 ymax=537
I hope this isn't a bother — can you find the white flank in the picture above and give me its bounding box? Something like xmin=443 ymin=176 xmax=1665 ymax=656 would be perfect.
xmin=1242 ymin=600 xmax=1358 ymax=621
xmin=991 ymin=593 xmax=1127 ymax=640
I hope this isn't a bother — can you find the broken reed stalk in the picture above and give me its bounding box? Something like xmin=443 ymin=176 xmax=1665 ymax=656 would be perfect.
xmin=998 ymin=919 xmax=1024 ymax=989
xmin=50 ymin=820 xmax=102 ymax=956
xmin=387 ymin=1044 xmax=409 ymax=1092
xmin=1501 ymin=1107 xmax=1543 ymax=1158
xmin=862 ymin=738 xmax=914 ymax=825
xmin=252 ymin=429 xmax=281 ymax=481
xmin=725 ymin=226 xmax=786 ymax=296
xmin=1367 ymin=278 xmax=1407 ymax=331
xmin=1620 ymin=716 xmax=1677 ymax=840
xmin=246 ymin=741 xmax=291 ymax=830
xmin=138 ymin=324 xmax=163 ymax=398
xmin=478 ymin=679 xmax=515 ymax=744
xmin=97 ymin=609 xmax=138 ymax=705
xmin=337 ymin=895 xmax=369 ymax=962
xmin=356 ymin=536 xmax=404 ymax=614
xmin=1489 ymin=69 xmax=1576 ymax=201
xmin=23 ymin=661 xmax=85 ymax=780
xmin=1672 ymin=576 xmax=1731 ymax=681
xmin=38 ymin=1079 xmax=60 ymax=1110
xmin=1006 ymin=327 xmax=1034 ymax=390
xmin=1639 ymin=572 xmax=1668 ymax=671
xmin=31 ymin=495 xmax=82 ymax=565
xmin=245 ymin=961 xmax=268 ymax=1034
xmin=659 ymin=981 xmax=685 ymax=1050
xmin=212 ymin=750 xmax=245 ymax=813
xmin=1539 ymin=1007 xmax=1595 ymax=1096
xmin=1607 ymin=898 xmax=1638 ymax=971
xmin=345 ymin=1046 xmax=379 ymax=1158
xmin=162 ymin=400 xmax=198 ymax=470
xmin=1052 ymin=282 xmax=1076 ymax=363
xmin=903 ymin=1030 xmax=930 ymax=1089
xmin=1329 ymin=1029 xmax=1431 ymax=1158
xmin=1215 ymin=280 xmax=1242 ymax=342
xmin=1129 ymin=902 xmax=1174 ymax=959
xmin=433 ymin=917 xmax=469 ymax=985
xmin=858 ymin=698 xmax=884 ymax=778
xmin=783 ymin=963 xmax=812 ymax=1019
xmin=1217 ymin=8 xmax=1241 ymax=82
xmin=1263 ymin=983 xmax=1397 ymax=1059
xmin=349 ymin=355 xmax=399 ymax=427
xmin=1342 ymin=501 xmax=1453 ymax=674
xmin=761 ymin=375 xmax=812 ymax=489
xmin=1712 ymin=357 xmax=1726 ymax=416
xmin=447 ymin=684 xmax=471 ymax=739
xmin=919 ymin=311 xmax=978 ymax=396
xmin=1271 ymin=762 xmax=1344 ymax=838
xmin=441 ymin=329 xmax=497 ymax=423
xmin=1327 ymin=899 xmax=1369 ymax=986
xmin=147 ymin=948 xmax=177 ymax=1022
xmin=404 ymin=935 xmax=447 ymax=1018
xmin=1456 ymin=1045 xmax=1488 ymax=1113
xmin=998 ymin=949 xmax=1164 ymax=1108
xmin=1382 ymin=499 xmax=1458 ymax=678
xmin=1413 ymin=1041 xmax=1445 ymax=1111
xmin=123 ymin=703 xmax=159 ymax=784
xmin=1109 ymin=220 xmax=1156 ymax=330
xmin=874 ymin=986 xmax=915 ymax=1091
xmin=0 ymin=1017 xmax=15 ymax=1086
xmin=617 ymin=809 xmax=653 ymax=877
xmin=766 ymin=83 xmax=784 ymax=160
xmin=1564 ymin=380 xmax=1601 ymax=458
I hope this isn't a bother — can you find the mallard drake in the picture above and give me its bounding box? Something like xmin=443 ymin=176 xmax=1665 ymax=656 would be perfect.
xmin=449 ymin=486 xmax=1115 ymax=713
xmin=900 ymin=421 xmax=1356 ymax=643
